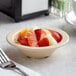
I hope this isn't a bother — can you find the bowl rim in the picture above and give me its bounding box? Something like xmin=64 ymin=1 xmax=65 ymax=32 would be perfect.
xmin=6 ymin=27 xmax=69 ymax=50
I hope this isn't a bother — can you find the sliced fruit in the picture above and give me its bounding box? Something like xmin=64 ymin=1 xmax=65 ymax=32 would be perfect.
xmin=18 ymin=29 xmax=38 ymax=47
xmin=48 ymin=30 xmax=62 ymax=43
xmin=45 ymin=34 xmax=57 ymax=45
xmin=27 ymin=30 xmax=38 ymax=47
xmin=17 ymin=36 xmax=29 ymax=46
xmin=37 ymin=37 xmax=49 ymax=47
xmin=35 ymin=29 xmax=47 ymax=41
xmin=17 ymin=28 xmax=61 ymax=47
xmin=19 ymin=28 xmax=31 ymax=37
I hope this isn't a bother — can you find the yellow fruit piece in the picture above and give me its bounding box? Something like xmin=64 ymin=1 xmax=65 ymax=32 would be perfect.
xmin=19 ymin=28 xmax=31 ymax=37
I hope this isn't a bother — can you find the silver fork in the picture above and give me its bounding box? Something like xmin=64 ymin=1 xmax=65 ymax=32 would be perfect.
xmin=0 ymin=48 xmax=28 ymax=76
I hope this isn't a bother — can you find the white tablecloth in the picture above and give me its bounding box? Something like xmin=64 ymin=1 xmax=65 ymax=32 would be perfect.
xmin=0 ymin=12 xmax=76 ymax=76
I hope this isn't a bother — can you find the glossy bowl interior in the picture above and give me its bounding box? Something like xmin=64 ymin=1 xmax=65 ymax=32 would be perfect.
xmin=6 ymin=27 xmax=69 ymax=58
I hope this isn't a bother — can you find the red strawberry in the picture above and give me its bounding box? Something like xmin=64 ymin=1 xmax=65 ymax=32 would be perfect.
xmin=37 ymin=37 xmax=49 ymax=47
xmin=48 ymin=30 xmax=62 ymax=43
xmin=35 ymin=29 xmax=46 ymax=41
xmin=17 ymin=36 xmax=29 ymax=46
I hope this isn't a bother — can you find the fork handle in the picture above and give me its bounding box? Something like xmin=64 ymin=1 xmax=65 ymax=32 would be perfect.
xmin=14 ymin=67 xmax=28 ymax=76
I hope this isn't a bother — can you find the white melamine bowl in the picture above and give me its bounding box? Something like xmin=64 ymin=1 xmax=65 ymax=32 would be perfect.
xmin=6 ymin=27 xmax=69 ymax=58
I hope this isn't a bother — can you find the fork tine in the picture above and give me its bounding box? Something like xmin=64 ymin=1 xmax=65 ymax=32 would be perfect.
xmin=0 ymin=58 xmax=3 ymax=64
xmin=0 ymin=52 xmax=8 ymax=63
xmin=0 ymin=54 xmax=6 ymax=63
xmin=0 ymin=49 xmax=10 ymax=63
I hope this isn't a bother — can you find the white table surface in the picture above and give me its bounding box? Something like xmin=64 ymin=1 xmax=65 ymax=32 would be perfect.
xmin=0 ymin=12 xmax=76 ymax=76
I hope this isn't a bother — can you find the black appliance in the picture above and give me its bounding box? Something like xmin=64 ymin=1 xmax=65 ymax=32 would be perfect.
xmin=0 ymin=0 xmax=50 ymax=22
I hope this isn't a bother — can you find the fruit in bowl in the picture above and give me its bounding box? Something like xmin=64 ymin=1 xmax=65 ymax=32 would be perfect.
xmin=15 ymin=28 xmax=62 ymax=47
xmin=6 ymin=27 xmax=69 ymax=58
